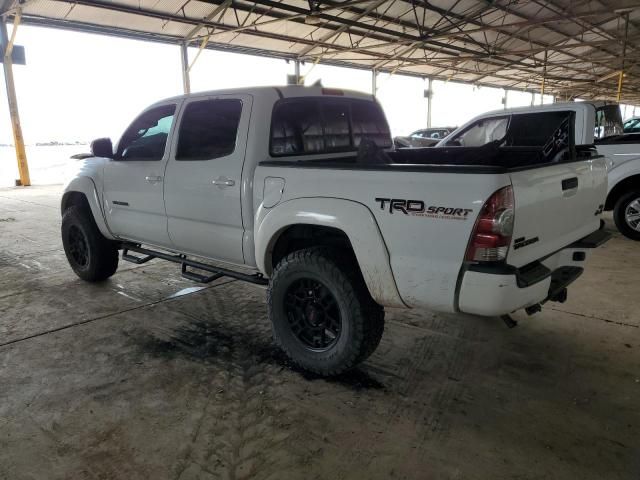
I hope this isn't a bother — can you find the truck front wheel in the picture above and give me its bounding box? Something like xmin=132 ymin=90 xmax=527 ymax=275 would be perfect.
xmin=268 ymin=247 xmax=384 ymax=376
xmin=613 ymin=191 xmax=640 ymax=241
xmin=61 ymin=205 xmax=119 ymax=281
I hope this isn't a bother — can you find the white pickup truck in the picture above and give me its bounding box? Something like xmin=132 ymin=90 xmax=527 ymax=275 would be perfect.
xmin=592 ymin=102 xmax=640 ymax=241
xmin=61 ymin=86 xmax=609 ymax=376
xmin=439 ymin=101 xmax=640 ymax=240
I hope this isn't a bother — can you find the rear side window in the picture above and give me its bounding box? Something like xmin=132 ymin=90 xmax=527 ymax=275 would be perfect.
xmin=176 ymin=99 xmax=243 ymax=161
xmin=270 ymin=98 xmax=391 ymax=156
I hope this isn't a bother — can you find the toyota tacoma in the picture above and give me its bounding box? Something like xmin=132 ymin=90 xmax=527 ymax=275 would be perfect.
xmin=61 ymin=86 xmax=610 ymax=376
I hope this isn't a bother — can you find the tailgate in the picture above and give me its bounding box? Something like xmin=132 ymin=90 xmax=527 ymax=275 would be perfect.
xmin=507 ymin=157 xmax=607 ymax=267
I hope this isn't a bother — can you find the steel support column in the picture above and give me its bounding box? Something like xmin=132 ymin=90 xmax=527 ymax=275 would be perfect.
xmin=294 ymin=59 xmax=301 ymax=85
xmin=426 ymin=77 xmax=433 ymax=128
xmin=181 ymin=42 xmax=191 ymax=94
xmin=540 ymin=50 xmax=547 ymax=104
xmin=0 ymin=15 xmax=30 ymax=186
xmin=372 ymin=68 xmax=377 ymax=96
xmin=617 ymin=13 xmax=630 ymax=103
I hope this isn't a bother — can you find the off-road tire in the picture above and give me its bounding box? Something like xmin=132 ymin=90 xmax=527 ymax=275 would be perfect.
xmin=613 ymin=190 xmax=640 ymax=241
xmin=268 ymin=247 xmax=384 ymax=376
xmin=61 ymin=205 xmax=119 ymax=281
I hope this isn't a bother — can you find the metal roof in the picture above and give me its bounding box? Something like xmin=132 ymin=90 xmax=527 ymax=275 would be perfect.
xmin=4 ymin=0 xmax=640 ymax=102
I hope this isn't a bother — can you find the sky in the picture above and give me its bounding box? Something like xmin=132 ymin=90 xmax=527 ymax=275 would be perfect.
xmin=0 ymin=24 xmax=633 ymax=147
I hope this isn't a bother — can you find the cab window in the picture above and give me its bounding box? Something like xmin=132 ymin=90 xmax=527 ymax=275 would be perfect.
xmin=117 ymin=105 xmax=176 ymax=161
xmin=594 ymin=105 xmax=623 ymax=139
xmin=270 ymin=97 xmax=391 ymax=156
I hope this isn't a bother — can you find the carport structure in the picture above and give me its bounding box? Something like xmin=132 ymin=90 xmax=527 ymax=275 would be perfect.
xmin=1 ymin=0 xmax=640 ymax=184
xmin=4 ymin=0 xmax=640 ymax=99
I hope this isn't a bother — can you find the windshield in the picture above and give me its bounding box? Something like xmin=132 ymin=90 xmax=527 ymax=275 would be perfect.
xmin=594 ymin=104 xmax=623 ymax=139
xmin=445 ymin=117 xmax=509 ymax=147
xmin=624 ymin=117 xmax=640 ymax=133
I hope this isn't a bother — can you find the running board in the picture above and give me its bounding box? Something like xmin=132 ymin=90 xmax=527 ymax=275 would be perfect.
xmin=122 ymin=248 xmax=155 ymax=264
xmin=121 ymin=243 xmax=268 ymax=285
xmin=181 ymin=263 xmax=224 ymax=284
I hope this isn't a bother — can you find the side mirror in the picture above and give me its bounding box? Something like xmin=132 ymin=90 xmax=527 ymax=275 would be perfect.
xmin=90 ymin=138 xmax=113 ymax=158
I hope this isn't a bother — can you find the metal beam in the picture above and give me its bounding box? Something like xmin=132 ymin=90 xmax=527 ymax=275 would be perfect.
xmin=0 ymin=13 xmax=30 ymax=186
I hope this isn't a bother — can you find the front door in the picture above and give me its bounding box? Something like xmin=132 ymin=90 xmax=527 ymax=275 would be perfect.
xmin=164 ymin=94 xmax=252 ymax=265
xmin=102 ymin=102 xmax=179 ymax=247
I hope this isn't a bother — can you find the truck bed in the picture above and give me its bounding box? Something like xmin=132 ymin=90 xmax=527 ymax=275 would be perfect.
xmin=260 ymin=144 xmax=601 ymax=173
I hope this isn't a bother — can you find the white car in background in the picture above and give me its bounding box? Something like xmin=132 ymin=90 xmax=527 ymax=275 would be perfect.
xmin=393 ymin=127 xmax=457 ymax=148
xmin=438 ymin=101 xmax=640 ymax=241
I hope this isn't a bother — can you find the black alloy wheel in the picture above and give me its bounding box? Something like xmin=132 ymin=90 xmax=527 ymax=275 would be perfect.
xmin=284 ymin=278 xmax=342 ymax=351
xmin=67 ymin=224 xmax=90 ymax=268
xmin=268 ymin=247 xmax=385 ymax=376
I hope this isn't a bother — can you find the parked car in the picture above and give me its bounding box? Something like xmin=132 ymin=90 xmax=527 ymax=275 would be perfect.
xmin=61 ymin=86 xmax=608 ymax=376
xmin=393 ymin=127 xmax=456 ymax=148
xmin=623 ymin=116 xmax=640 ymax=133
xmin=439 ymin=101 xmax=640 ymax=241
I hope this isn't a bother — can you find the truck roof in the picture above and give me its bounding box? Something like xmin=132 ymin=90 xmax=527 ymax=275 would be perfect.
xmin=153 ymin=85 xmax=376 ymax=106
xmin=477 ymin=101 xmax=596 ymax=118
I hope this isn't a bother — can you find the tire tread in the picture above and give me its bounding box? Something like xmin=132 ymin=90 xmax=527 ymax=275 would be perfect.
xmin=62 ymin=205 xmax=119 ymax=281
xmin=268 ymin=246 xmax=384 ymax=376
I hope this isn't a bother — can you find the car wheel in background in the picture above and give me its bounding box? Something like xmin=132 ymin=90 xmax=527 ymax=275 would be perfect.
xmin=613 ymin=190 xmax=640 ymax=241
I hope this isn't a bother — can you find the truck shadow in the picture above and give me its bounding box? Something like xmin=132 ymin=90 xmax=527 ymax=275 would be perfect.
xmin=132 ymin=318 xmax=386 ymax=392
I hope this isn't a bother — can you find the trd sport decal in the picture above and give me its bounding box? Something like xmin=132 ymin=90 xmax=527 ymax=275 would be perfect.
xmin=375 ymin=198 xmax=473 ymax=220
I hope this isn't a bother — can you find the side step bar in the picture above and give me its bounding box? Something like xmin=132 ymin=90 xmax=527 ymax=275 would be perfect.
xmin=121 ymin=244 xmax=268 ymax=285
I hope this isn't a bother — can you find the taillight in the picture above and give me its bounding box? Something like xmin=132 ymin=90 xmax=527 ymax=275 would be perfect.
xmin=465 ymin=186 xmax=514 ymax=262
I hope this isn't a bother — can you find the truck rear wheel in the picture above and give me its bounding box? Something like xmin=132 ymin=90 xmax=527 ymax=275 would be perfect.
xmin=61 ymin=205 xmax=119 ymax=281
xmin=613 ymin=190 xmax=640 ymax=241
xmin=268 ymin=247 xmax=384 ymax=376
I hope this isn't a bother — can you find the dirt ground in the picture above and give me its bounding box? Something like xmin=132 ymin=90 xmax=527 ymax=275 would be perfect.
xmin=0 ymin=185 xmax=638 ymax=480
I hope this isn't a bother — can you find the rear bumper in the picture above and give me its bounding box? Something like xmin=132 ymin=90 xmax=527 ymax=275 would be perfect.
xmin=457 ymin=229 xmax=611 ymax=317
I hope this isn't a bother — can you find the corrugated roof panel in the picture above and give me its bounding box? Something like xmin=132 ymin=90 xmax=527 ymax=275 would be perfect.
xmin=10 ymin=0 xmax=640 ymax=101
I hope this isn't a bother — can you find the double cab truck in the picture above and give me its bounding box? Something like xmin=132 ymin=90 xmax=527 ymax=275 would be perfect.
xmin=61 ymin=86 xmax=609 ymax=376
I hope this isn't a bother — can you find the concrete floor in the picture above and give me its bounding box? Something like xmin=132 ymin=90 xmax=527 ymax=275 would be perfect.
xmin=0 ymin=185 xmax=638 ymax=480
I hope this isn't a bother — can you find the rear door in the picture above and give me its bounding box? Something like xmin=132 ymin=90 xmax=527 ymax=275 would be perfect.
xmin=163 ymin=94 xmax=252 ymax=265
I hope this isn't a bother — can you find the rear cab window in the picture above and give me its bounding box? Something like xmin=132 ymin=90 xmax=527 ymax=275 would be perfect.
xmin=270 ymin=97 xmax=391 ymax=157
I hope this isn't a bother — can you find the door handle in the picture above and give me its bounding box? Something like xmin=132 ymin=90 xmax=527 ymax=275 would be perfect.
xmin=212 ymin=177 xmax=235 ymax=187
xmin=145 ymin=175 xmax=163 ymax=184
